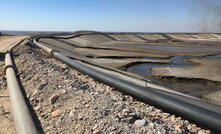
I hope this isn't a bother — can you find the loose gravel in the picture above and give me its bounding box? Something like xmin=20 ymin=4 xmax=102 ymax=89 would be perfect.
xmin=12 ymin=41 xmax=212 ymax=134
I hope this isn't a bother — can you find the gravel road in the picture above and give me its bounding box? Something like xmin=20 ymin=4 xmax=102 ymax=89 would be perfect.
xmin=11 ymin=41 xmax=212 ymax=134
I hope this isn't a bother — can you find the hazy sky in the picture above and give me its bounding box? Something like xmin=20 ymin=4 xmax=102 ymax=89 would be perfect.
xmin=0 ymin=0 xmax=220 ymax=32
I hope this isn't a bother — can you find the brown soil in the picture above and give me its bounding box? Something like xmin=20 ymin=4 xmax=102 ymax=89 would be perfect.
xmin=0 ymin=61 xmax=15 ymax=134
xmin=0 ymin=36 xmax=26 ymax=134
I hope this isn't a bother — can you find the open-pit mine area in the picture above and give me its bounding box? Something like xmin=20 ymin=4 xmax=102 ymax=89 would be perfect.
xmin=38 ymin=32 xmax=221 ymax=105
xmin=1 ymin=32 xmax=221 ymax=133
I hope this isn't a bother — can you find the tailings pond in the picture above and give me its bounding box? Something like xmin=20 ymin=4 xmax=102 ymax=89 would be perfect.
xmin=127 ymin=54 xmax=221 ymax=105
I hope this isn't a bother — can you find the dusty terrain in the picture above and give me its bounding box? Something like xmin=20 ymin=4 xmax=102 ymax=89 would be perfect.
xmin=0 ymin=36 xmax=25 ymax=134
xmin=0 ymin=36 xmax=25 ymax=52
xmin=0 ymin=62 xmax=15 ymax=134
xmin=1 ymin=33 xmax=221 ymax=133
xmin=12 ymin=39 xmax=212 ymax=134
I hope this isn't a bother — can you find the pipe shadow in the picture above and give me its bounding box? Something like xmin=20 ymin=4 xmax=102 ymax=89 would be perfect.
xmin=0 ymin=52 xmax=5 ymax=61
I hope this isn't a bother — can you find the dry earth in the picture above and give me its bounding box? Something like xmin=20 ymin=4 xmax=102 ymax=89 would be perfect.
xmin=0 ymin=36 xmax=25 ymax=134
xmin=0 ymin=61 xmax=15 ymax=134
xmin=10 ymin=40 xmax=213 ymax=133
xmin=0 ymin=36 xmax=25 ymax=52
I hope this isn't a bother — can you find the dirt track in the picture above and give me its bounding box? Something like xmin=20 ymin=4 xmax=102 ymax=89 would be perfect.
xmin=0 ymin=36 xmax=26 ymax=134
xmin=0 ymin=36 xmax=25 ymax=52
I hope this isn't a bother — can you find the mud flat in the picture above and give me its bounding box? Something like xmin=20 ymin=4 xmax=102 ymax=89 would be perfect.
xmin=189 ymin=33 xmax=216 ymax=39
xmin=167 ymin=33 xmax=195 ymax=39
xmin=150 ymin=59 xmax=221 ymax=82
xmin=137 ymin=34 xmax=167 ymax=40
xmin=74 ymin=48 xmax=170 ymax=58
xmin=81 ymin=34 xmax=113 ymax=43
xmin=108 ymin=34 xmax=136 ymax=41
xmin=37 ymin=32 xmax=221 ymax=105
xmin=91 ymin=58 xmax=171 ymax=68
xmin=125 ymin=34 xmax=145 ymax=42
xmin=210 ymin=34 xmax=221 ymax=39
xmin=68 ymin=37 xmax=92 ymax=46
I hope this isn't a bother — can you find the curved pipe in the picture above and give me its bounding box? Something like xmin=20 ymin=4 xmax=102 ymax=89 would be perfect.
xmin=54 ymin=51 xmax=221 ymax=132
xmin=5 ymin=41 xmax=38 ymax=134
xmin=33 ymin=38 xmax=198 ymax=100
xmin=34 ymin=36 xmax=221 ymax=132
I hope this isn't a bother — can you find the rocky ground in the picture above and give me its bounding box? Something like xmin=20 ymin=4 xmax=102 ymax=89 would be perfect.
xmin=11 ymin=41 xmax=213 ymax=134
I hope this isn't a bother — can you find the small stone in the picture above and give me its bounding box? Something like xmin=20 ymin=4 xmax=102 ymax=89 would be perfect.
xmin=51 ymin=109 xmax=60 ymax=117
xmin=32 ymin=89 xmax=39 ymax=96
xmin=69 ymin=111 xmax=74 ymax=117
xmin=110 ymin=125 xmax=117 ymax=131
xmin=148 ymin=111 xmax=157 ymax=117
xmin=174 ymin=124 xmax=184 ymax=130
xmin=122 ymin=108 xmax=130 ymax=114
xmin=93 ymin=129 xmax=100 ymax=134
xmin=61 ymin=89 xmax=67 ymax=94
xmin=102 ymin=109 xmax=110 ymax=116
xmin=149 ymin=122 xmax=154 ymax=128
xmin=198 ymin=130 xmax=206 ymax=134
xmin=190 ymin=125 xmax=197 ymax=133
xmin=205 ymin=130 xmax=211 ymax=134
xmin=39 ymin=83 xmax=48 ymax=90
xmin=35 ymin=106 xmax=42 ymax=111
xmin=50 ymin=94 xmax=59 ymax=104
xmin=117 ymin=113 xmax=126 ymax=119
xmin=134 ymin=119 xmax=147 ymax=126
xmin=85 ymin=104 xmax=90 ymax=108
xmin=92 ymin=125 xmax=98 ymax=130
xmin=170 ymin=115 xmax=176 ymax=121
xmin=120 ymin=116 xmax=134 ymax=123
xmin=78 ymin=114 xmax=84 ymax=120
xmin=56 ymin=118 xmax=62 ymax=126
xmin=187 ymin=124 xmax=192 ymax=130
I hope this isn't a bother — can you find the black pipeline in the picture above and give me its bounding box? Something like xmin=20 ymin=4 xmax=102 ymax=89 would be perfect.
xmin=34 ymin=37 xmax=221 ymax=132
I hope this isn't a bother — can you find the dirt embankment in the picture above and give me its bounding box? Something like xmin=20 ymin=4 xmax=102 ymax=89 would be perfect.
xmin=0 ymin=36 xmax=24 ymax=134
xmin=0 ymin=36 xmax=26 ymax=52
xmin=10 ymin=40 xmax=212 ymax=133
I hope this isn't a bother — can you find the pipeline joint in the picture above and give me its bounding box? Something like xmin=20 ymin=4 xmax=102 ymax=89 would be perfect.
xmin=49 ymin=49 xmax=59 ymax=56
xmin=4 ymin=65 xmax=16 ymax=75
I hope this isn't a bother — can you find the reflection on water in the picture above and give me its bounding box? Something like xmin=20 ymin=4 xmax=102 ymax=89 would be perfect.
xmin=127 ymin=54 xmax=221 ymax=78
xmin=127 ymin=56 xmax=191 ymax=77
xmin=204 ymin=54 xmax=221 ymax=59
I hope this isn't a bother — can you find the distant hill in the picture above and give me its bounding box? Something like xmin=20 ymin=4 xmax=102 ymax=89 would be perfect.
xmin=0 ymin=30 xmax=73 ymax=36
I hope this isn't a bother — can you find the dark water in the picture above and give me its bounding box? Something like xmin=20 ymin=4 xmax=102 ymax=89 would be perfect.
xmin=127 ymin=54 xmax=221 ymax=78
xmin=204 ymin=54 xmax=221 ymax=59
xmin=127 ymin=56 xmax=192 ymax=77
xmin=126 ymin=55 xmax=221 ymax=99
